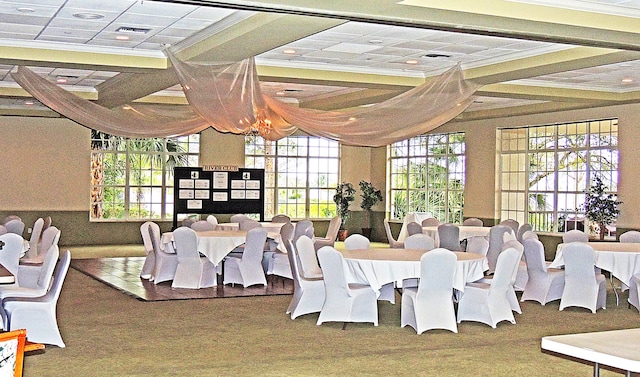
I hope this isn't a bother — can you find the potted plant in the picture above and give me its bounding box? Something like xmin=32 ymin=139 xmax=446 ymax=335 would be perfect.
xmin=333 ymin=182 xmax=356 ymax=240
xmin=582 ymin=177 xmax=622 ymax=240
xmin=359 ymin=180 xmax=383 ymax=239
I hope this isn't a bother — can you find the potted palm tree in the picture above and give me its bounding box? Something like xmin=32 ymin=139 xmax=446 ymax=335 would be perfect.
xmin=582 ymin=177 xmax=622 ymax=240
xmin=359 ymin=180 xmax=383 ymax=239
xmin=333 ymin=182 xmax=356 ymax=241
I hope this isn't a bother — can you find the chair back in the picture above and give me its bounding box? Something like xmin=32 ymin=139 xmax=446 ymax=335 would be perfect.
xmin=462 ymin=218 xmax=483 ymax=226
xmin=466 ymin=236 xmax=489 ymax=256
xmin=190 ymin=220 xmax=215 ymax=231
xmin=293 ymin=220 xmax=314 ymax=243
xmin=206 ymin=215 xmax=218 ymax=227
xmin=620 ymin=230 xmax=640 ymax=243
xmin=417 ymin=248 xmax=456 ymax=299
xmin=271 ymin=214 xmax=291 ymax=223
xmin=501 ymin=239 xmax=523 ymax=253
xmin=38 ymin=227 xmax=61 ymax=256
xmin=521 ymin=230 xmax=538 ymax=241
xmin=0 ymin=233 xmax=24 ymax=276
xmin=41 ymin=250 xmax=71 ymax=303
xmin=562 ymin=242 xmax=597 ymax=285
xmin=296 ymin=236 xmax=322 ymax=278
xmin=42 ymin=216 xmax=52 ymax=233
xmin=0 ymin=225 xmax=6 ymax=235
xmin=172 ymin=226 xmax=200 ymax=262
xmin=2 ymin=215 xmax=20 ymax=225
xmin=28 ymin=218 xmax=45 ymax=255
xmin=37 ymin=243 xmax=60 ymax=290
xmin=324 ymin=216 xmax=341 ymax=240
xmin=181 ymin=218 xmax=196 ymax=228
xmin=406 ymin=221 xmax=423 ymax=236
xmin=491 ymin=248 xmax=521 ymax=295
xmin=437 ymin=223 xmax=460 ymax=251
xmin=500 ymin=219 xmax=520 ymax=235
xmin=404 ymin=233 xmax=435 ymax=250
xmin=562 ymin=229 xmax=588 ymax=243
xmin=384 ymin=219 xmax=403 ymax=248
xmin=239 ymin=219 xmax=261 ymax=231
xmin=230 ymin=214 xmax=250 ymax=223
xmin=344 ymin=234 xmax=370 ymax=250
xmin=317 ymin=247 xmax=350 ymax=296
xmin=3 ymin=219 xmax=24 ymax=236
xmin=517 ymin=223 xmax=533 ymax=242
xmin=523 ymin=238 xmax=547 ymax=274
xmin=148 ymin=222 xmax=163 ymax=253
xmin=140 ymin=221 xmax=154 ymax=254
xmin=421 ymin=218 xmax=440 ymax=227
xmin=487 ymin=225 xmax=513 ymax=272
xmin=242 ymin=227 xmax=268 ymax=264
xmin=280 ymin=222 xmax=295 ymax=242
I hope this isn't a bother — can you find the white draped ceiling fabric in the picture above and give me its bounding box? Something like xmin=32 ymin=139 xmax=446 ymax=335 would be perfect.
xmin=11 ymin=49 xmax=479 ymax=147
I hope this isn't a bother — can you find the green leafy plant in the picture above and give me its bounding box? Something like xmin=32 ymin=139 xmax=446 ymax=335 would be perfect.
xmin=359 ymin=180 xmax=383 ymax=229
xmin=582 ymin=177 xmax=622 ymax=240
xmin=333 ymin=182 xmax=356 ymax=229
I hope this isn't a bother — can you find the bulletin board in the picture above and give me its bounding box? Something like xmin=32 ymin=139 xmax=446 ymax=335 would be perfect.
xmin=173 ymin=167 xmax=265 ymax=228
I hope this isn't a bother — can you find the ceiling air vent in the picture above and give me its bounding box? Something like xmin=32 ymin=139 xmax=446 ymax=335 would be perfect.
xmin=116 ymin=27 xmax=151 ymax=34
xmin=423 ymin=53 xmax=451 ymax=58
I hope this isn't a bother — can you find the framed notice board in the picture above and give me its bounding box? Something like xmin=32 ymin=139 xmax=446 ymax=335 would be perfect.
xmin=173 ymin=167 xmax=265 ymax=228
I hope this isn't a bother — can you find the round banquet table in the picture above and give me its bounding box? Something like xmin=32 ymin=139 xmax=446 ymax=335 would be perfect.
xmin=340 ymin=248 xmax=488 ymax=296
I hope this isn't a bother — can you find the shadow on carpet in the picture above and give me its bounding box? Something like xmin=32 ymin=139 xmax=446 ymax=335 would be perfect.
xmin=70 ymin=257 xmax=294 ymax=302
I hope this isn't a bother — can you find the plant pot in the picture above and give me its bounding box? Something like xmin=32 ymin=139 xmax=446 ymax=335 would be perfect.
xmin=337 ymin=229 xmax=348 ymax=241
xmin=361 ymin=228 xmax=372 ymax=239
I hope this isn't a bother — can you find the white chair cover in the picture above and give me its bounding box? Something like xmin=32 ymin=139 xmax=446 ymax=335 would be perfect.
xmin=457 ymin=248 xmax=520 ymax=328
xmin=628 ymin=274 xmax=640 ymax=313
xmin=406 ymin=222 xmax=423 ymax=237
xmin=559 ymin=242 xmax=607 ymax=313
xmin=150 ymin=222 xmax=178 ymax=285
xmin=562 ymin=229 xmax=589 ymax=243
xmin=270 ymin=222 xmax=295 ymax=280
xmin=521 ymin=238 xmax=565 ymax=305
xmin=3 ymin=250 xmax=71 ymax=347
xmin=223 ymin=227 xmax=268 ymax=287
xmin=437 ymin=223 xmax=461 ymax=251
xmin=521 ymin=230 xmax=539 ymax=241
xmin=190 ymin=220 xmax=215 ymax=232
xmin=139 ymin=221 xmax=155 ymax=280
xmin=172 ymin=227 xmax=217 ymax=289
xmin=462 ymin=218 xmax=483 ymax=226
xmin=0 ymin=226 xmax=6 ymax=236
xmin=421 ymin=218 xmax=440 ymax=227
xmin=18 ymin=226 xmax=60 ymax=288
xmin=285 ymin=238 xmax=326 ymax=319
xmin=466 ymin=236 xmax=489 ymax=257
xmin=316 ymin=246 xmax=378 ymax=326
xmin=0 ymin=233 xmax=24 ymax=282
xmin=620 ymin=231 xmax=640 ymax=243
xmin=271 ymin=214 xmax=291 ymax=223
xmin=384 ymin=219 xmax=403 ymax=248
xmin=230 ymin=214 xmax=250 ymax=223
xmin=398 ymin=212 xmax=433 ymax=242
xmin=239 ymin=219 xmax=261 ymax=231
xmin=1 ymin=244 xmax=59 ymax=299
xmin=403 ymin=234 xmax=435 ymax=250
xmin=2 ymin=215 xmax=20 ymax=225
xmin=314 ymin=216 xmax=341 ymax=251
xmin=206 ymin=215 xmax=218 ymax=228
xmin=26 ymin=218 xmax=44 ymax=259
xmin=3 ymin=220 xmax=24 ymax=237
xmin=517 ymin=223 xmax=533 ymax=242
xmin=296 ymin=236 xmax=323 ymax=279
xmin=401 ymin=248 xmax=457 ymax=334
xmin=293 ymin=220 xmax=314 ymax=244
xmin=181 ymin=218 xmax=196 ymax=228
xmin=344 ymin=234 xmax=371 ymax=250
xmin=500 ymin=219 xmax=520 ymax=235
xmin=486 ymin=225 xmax=514 ymax=273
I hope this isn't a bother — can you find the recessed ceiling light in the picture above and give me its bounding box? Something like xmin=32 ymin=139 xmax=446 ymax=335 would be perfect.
xmin=405 ymin=59 xmax=419 ymax=65
xmin=73 ymin=12 xmax=104 ymax=20
xmin=17 ymin=7 xmax=35 ymax=13
xmin=283 ymin=49 xmax=296 ymax=54
xmin=622 ymin=78 xmax=634 ymax=83
xmin=115 ymin=35 xmax=130 ymax=41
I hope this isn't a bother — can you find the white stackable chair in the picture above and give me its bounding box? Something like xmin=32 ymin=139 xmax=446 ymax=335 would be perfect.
xmin=401 ymin=248 xmax=458 ymax=334
xmin=620 ymin=231 xmax=640 ymax=243
xmin=462 ymin=218 xmax=483 ymax=226
xmin=0 ymin=244 xmax=59 ymax=300
xmin=457 ymin=248 xmax=520 ymax=328
xmin=438 ymin=223 xmax=461 ymax=251
xmin=285 ymin=238 xmax=326 ymax=319
xmin=139 ymin=221 xmax=156 ymax=280
xmin=18 ymin=226 xmax=61 ymax=288
xmin=224 ymin=227 xmax=268 ymax=287
xmin=404 ymin=233 xmax=435 ymax=251
xmin=190 ymin=220 xmax=215 ymax=232
xmin=384 ymin=219 xmax=404 ymax=248
xmin=316 ymin=246 xmax=378 ymax=327
xmin=314 ymin=216 xmax=341 ymax=251
xmin=486 ymin=225 xmax=513 ymax=274
xmin=150 ymin=222 xmax=178 ymax=285
xmin=3 ymin=250 xmax=71 ymax=347
xmin=559 ymin=242 xmax=607 ymax=313
xmin=344 ymin=234 xmax=370 ymax=250
xmin=628 ymin=274 xmax=640 ymax=313
xmin=171 ymin=227 xmax=217 ymax=289
xmin=520 ymin=238 xmax=565 ymax=305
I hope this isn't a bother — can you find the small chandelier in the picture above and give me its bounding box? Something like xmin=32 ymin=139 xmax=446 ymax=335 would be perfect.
xmin=244 ymin=112 xmax=273 ymax=137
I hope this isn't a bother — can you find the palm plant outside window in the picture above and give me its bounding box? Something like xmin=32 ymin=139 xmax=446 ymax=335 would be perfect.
xmin=90 ymin=130 xmax=199 ymax=221
xmin=245 ymin=135 xmax=340 ymax=219
xmin=498 ymin=118 xmax=618 ymax=233
xmin=388 ymin=132 xmax=465 ymax=223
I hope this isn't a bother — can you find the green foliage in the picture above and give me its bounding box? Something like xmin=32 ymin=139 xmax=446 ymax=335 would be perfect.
xmin=359 ymin=181 xmax=383 ymax=212
xmin=582 ymin=177 xmax=622 ymax=228
xmin=333 ymin=182 xmax=356 ymax=228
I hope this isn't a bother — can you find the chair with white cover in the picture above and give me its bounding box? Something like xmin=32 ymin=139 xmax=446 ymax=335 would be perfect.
xmin=437 ymin=223 xmax=461 ymax=251
xmin=559 ymin=242 xmax=606 ymax=313
xmin=620 ymin=231 xmax=640 ymax=243
xmin=0 ymin=233 xmax=24 ymax=283
xmin=17 ymin=226 xmax=60 ymax=288
xmin=206 ymin=215 xmax=218 ymax=228
xmin=403 ymin=234 xmax=435 ymax=250
xmin=314 ymin=216 xmax=341 ymax=251
xmin=0 ymin=243 xmax=59 ymax=300
xmin=224 ymin=227 xmax=268 ymax=287
xmin=239 ymin=219 xmax=261 ymax=231
xmin=181 ymin=218 xmax=196 ymax=228
xmin=502 ymin=239 xmax=525 ymax=313
xmin=521 ymin=230 xmax=538 ymax=241
xmin=171 ymin=227 xmax=217 ymax=289
xmin=463 ymin=218 xmax=483 ymax=226
xmin=421 ymin=218 xmax=440 ymax=227
xmin=190 ymin=220 xmax=215 ymax=232
xmin=230 ymin=214 xmax=250 ymax=223
xmin=293 ymin=220 xmax=314 ymax=244
xmin=286 ymin=238 xmax=325 ymax=319
xmin=271 ymin=214 xmax=291 ymax=223
xmin=0 ymin=226 xmax=6 ymax=236
xmin=628 ymin=274 xmax=640 ymax=313
xmin=384 ymin=219 xmax=403 ymax=248
xmin=486 ymin=225 xmax=513 ymax=274
xmin=562 ymin=229 xmax=588 ymax=243
xmin=316 ymin=246 xmax=378 ymax=327
xmin=500 ymin=219 xmax=520 ymax=235
xmin=401 ymin=248 xmax=457 ymax=334
xmin=406 ymin=221 xmax=423 ymax=236
xmin=296 ymin=236 xmax=323 ymax=279
xmin=25 ymin=218 xmax=44 ymax=259
xmin=466 ymin=236 xmax=489 ymax=257
xmin=517 ymin=223 xmax=533 ymax=242
xmin=2 ymin=215 xmax=20 ymax=225
xmin=139 ymin=221 xmax=155 ymax=280
xmin=521 ymin=238 xmax=565 ymax=305
xmin=457 ymin=247 xmax=520 ymax=328
xmin=3 ymin=250 xmax=71 ymax=347
xmin=3 ymin=220 xmax=24 ymax=237
xmin=150 ymin=222 xmax=178 ymax=285
xmin=344 ymin=234 xmax=370 ymax=250
xmin=269 ymin=222 xmax=295 ymax=281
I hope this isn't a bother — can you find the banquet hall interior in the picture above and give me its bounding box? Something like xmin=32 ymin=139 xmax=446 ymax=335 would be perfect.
xmin=1 ymin=0 xmax=640 ymax=376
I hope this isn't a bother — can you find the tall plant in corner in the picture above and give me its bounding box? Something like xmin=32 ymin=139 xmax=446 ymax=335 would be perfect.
xmin=582 ymin=177 xmax=622 ymax=240
xmin=333 ymin=182 xmax=356 ymax=230
xmin=359 ymin=180 xmax=383 ymax=236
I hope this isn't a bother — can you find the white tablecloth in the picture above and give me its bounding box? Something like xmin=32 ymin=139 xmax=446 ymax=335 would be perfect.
xmin=341 ymin=248 xmax=488 ymax=295
xmin=422 ymin=225 xmax=491 ymax=247
xmin=161 ymin=230 xmax=283 ymax=266
xmin=217 ymin=222 xmax=289 ymax=233
xmin=550 ymin=242 xmax=640 ymax=288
